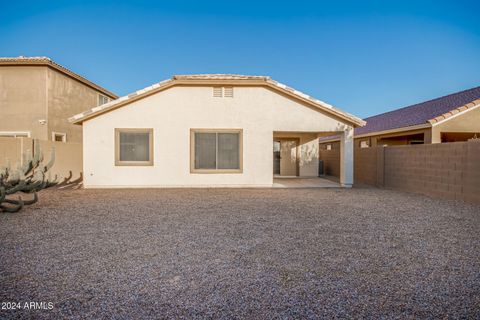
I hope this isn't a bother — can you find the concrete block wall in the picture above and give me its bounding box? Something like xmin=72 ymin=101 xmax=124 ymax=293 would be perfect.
xmin=382 ymin=142 xmax=477 ymax=201
xmin=320 ymin=139 xmax=480 ymax=203
xmin=318 ymin=141 xmax=340 ymax=177
xmin=354 ymin=147 xmax=377 ymax=186
xmin=0 ymin=137 xmax=82 ymax=182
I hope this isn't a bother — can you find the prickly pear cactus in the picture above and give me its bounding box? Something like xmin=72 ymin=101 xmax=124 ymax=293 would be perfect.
xmin=0 ymin=140 xmax=57 ymax=213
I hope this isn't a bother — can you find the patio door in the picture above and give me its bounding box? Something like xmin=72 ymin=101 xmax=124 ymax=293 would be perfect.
xmin=278 ymin=140 xmax=298 ymax=176
xmin=273 ymin=141 xmax=281 ymax=174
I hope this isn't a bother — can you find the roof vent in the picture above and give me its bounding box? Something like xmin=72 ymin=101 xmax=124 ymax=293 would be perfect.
xmin=224 ymin=87 xmax=233 ymax=98
xmin=213 ymin=87 xmax=234 ymax=98
xmin=213 ymin=87 xmax=223 ymax=97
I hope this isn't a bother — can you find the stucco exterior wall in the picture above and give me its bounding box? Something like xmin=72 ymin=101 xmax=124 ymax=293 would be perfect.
xmin=431 ymin=106 xmax=480 ymax=143
xmin=47 ymin=68 xmax=107 ymax=143
xmin=0 ymin=66 xmax=47 ymax=139
xmin=273 ymin=132 xmax=320 ymax=177
xmin=83 ymin=86 xmax=352 ymax=187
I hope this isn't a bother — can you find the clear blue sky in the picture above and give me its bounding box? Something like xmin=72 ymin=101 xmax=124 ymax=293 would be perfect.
xmin=1 ymin=0 xmax=479 ymax=117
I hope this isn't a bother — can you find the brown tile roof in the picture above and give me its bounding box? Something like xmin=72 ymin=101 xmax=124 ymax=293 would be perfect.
xmin=70 ymin=74 xmax=365 ymax=126
xmin=319 ymin=87 xmax=480 ymax=142
xmin=0 ymin=56 xmax=117 ymax=99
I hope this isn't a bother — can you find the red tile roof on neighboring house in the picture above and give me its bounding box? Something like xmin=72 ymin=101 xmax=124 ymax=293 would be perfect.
xmin=0 ymin=56 xmax=117 ymax=99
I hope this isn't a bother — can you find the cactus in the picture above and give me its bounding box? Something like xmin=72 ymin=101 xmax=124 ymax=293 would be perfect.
xmin=0 ymin=140 xmax=57 ymax=213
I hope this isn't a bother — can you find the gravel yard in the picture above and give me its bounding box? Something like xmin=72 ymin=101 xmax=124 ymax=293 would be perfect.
xmin=1 ymin=187 xmax=479 ymax=319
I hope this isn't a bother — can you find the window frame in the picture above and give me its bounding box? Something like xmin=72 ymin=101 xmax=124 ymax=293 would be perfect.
xmin=52 ymin=131 xmax=67 ymax=142
xmin=98 ymin=94 xmax=110 ymax=106
xmin=0 ymin=131 xmax=31 ymax=138
xmin=115 ymin=128 xmax=154 ymax=166
xmin=359 ymin=140 xmax=369 ymax=148
xmin=190 ymin=129 xmax=243 ymax=174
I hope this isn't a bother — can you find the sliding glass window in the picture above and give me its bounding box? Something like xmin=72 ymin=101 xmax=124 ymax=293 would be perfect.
xmin=191 ymin=129 xmax=242 ymax=173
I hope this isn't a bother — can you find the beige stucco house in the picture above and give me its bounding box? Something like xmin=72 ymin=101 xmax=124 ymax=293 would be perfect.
xmin=70 ymin=74 xmax=365 ymax=188
xmin=320 ymin=86 xmax=480 ymax=150
xmin=0 ymin=56 xmax=117 ymax=143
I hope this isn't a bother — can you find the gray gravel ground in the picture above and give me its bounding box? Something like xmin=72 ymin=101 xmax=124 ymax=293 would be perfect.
xmin=0 ymin=187 xmax=479 ymax=319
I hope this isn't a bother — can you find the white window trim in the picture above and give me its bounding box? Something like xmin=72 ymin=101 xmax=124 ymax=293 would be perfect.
xmin=52 ymin=132 xmax=67 ymax=142
xmin=0 ymin=131 xmax=31 ymax=138
xmin=98 ymin=94 xmax=110 ymax=106
xmin=360 ymin=140 xmax=370 ymax=148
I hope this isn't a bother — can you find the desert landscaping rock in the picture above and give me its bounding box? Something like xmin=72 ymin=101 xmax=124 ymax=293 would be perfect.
xmin=0 ymin=187 xmax=479 ymax=319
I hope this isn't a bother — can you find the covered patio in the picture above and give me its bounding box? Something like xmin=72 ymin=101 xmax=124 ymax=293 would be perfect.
xmin=273 ymin=130 xmax=354 ymax=187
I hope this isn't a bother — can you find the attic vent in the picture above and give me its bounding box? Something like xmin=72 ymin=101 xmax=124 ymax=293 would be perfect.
xmin=212 ymin=87 xmax=234 ymax=98
xmin=224 ymin=87 xmax=233 ymax=98
xmin=213 ymin=87 xmax=223 ymax=97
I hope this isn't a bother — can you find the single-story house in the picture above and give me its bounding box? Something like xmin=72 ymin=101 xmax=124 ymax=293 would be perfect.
xmin=319 ymin=86 xmax=480 ymax=149
xmin=69 ymin=74 xmax=365 ymax=188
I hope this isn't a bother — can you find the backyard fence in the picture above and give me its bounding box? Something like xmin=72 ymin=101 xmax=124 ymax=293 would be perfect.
xmin=0 ymin=137 xmax=83 ymax=183
xmin=320 ymin=140 xmax=480 ymax=203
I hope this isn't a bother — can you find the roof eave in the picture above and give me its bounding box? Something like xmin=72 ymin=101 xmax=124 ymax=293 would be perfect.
xmin=70 ymin=77 xmax=365 ymax=127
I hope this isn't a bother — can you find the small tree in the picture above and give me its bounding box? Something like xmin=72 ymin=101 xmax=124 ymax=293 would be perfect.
xmin=0 ymin=141 xmax=57 ymax=212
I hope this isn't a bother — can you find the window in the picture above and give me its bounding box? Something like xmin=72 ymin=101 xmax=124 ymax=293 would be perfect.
xmin=52 ymin=132 xmax=67 ymax=142
xmin=326 ymin=144 xmax=332 ymax=150
xmin=98 ymin=94 xmax=109 ymax=106
xmin=212 ymin=87 xmax=234 ymax=98
xmin=191 ymin=129 xmax=242 ymax=173
xmin=0 ymin=131 xmax=30 ymax=138
xmin=115 ymin=129 xmax=153 ymax=166
xmin=360 ymin=140 xmax=369 ymax=148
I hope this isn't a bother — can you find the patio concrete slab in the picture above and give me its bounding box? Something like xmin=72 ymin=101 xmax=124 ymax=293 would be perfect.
xmin=272 ymin=177 xmax=341 ymax=188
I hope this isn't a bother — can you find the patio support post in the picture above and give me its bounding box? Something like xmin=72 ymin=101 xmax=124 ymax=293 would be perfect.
xmin=340 ymin=126 xmax=354 ymax=187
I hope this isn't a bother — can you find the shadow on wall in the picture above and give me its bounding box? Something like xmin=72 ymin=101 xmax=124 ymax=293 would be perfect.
xmin=53 ymin=171 xmax=83 ymax=189
xmin=299 ymin=138 xmax=318 ymax=166
xmin=0 ymin=137 xmax=83 ymax=184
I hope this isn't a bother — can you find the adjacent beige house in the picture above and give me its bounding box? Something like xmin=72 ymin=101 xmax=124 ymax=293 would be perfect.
xmin=318 ymin=86 xmax=480 ymax=178
xmin=0 ymin=56 xmax=117 ymax=143
xmin=319 ymin=86 xmax=480 ymax=150
xmin=70 ymin=74 xmax=365 ymax=188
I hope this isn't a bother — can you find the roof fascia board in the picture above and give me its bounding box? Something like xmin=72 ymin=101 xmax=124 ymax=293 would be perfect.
xmin=354 ymin=123 xmax=432 ymax=139
xmin=70 ymin=80 xmax=176 ymax=124
xmin=429 ymin=103 xmax=480 ymax=127
xmin=71 ymin=78 xmax=365 ymax=127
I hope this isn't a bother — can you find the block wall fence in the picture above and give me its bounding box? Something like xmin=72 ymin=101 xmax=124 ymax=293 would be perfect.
xmin=320 ymin=140 xmax=480 ymax=203
xmin=0 ymin=137 xmax=83 ymax=183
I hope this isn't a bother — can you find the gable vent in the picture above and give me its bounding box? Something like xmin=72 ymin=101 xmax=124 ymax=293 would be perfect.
xmin=212 ymin=87 xmax=234 ymax=98
xmin=213 ymin=87 xmax=223 ymax=97
xmin=224 ymin=87 xmax=233 ymax=98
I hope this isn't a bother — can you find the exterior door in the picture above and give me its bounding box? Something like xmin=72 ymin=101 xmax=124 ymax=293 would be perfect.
xmin=273 ymin=141 xmax=281 ymax=175
xmin=280 ymin=140 xmax=297 ymax=176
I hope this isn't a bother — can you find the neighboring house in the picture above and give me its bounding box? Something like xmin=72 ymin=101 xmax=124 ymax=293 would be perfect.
xmin=0 ymin=56 xmax=117 ymax=143
xmin=319 ymin=86 xmax=480 ymax=149
xmin=70 ymin=74 xmax=365 ymax=188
